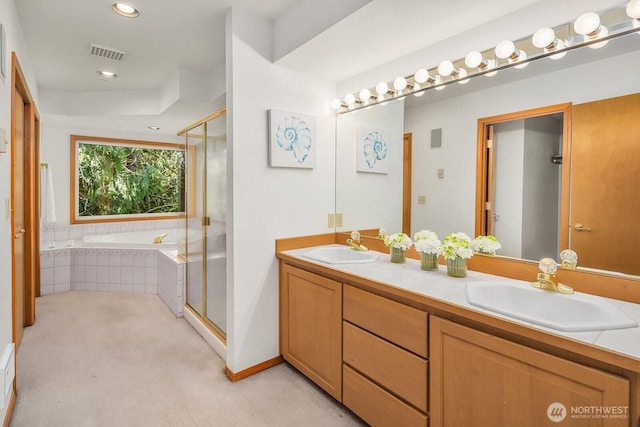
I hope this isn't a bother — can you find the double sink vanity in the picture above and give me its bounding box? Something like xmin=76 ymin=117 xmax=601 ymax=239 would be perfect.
xmin=276 ymin=235 xmax=640 ymax=426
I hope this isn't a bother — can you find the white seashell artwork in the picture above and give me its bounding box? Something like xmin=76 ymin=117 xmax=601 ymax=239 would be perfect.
xmin=356 ymin=125 xmax=389 ymax=174
xmin=268 ymin=109 xmax=317 ymax=168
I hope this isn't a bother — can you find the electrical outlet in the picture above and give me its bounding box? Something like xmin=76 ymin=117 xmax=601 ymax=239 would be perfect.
xmin=4 ymin=199 xmax=10 ymax=220
xmin=437 ymin=168 xmax=445 ymax=179
xmin=336 ymin=213 xmax=343 ymax=228
xmin=328 ymin=213 xmax=335 ymax=228
xmin=418 ymin=195 xmax=426 ymax=205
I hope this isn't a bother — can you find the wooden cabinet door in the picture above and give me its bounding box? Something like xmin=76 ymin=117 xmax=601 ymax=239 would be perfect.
xmin=430 ymin=317 xmax=629 ymax=426
xmin=280 ymin=264 xmax=342 ymax=400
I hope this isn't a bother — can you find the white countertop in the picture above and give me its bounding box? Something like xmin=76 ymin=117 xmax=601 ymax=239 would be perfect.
xmin=282 ymin=244 xmax=640 ymax=362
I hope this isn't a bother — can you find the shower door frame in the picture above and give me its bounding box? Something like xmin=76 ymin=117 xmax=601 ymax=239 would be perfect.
xmin=177 ymin=108 xmax=227 ymax=343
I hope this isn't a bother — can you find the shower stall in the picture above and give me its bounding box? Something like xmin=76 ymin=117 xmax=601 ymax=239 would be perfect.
xmin=177 ymin=108 xmax=227 ymax=342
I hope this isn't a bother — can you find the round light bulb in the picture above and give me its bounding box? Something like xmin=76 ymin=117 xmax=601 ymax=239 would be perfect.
xmin=393 ymin=76 xmax=407 ymax=91
xmin=414 ymin=68 xmax=429 ymax=84
xmin=412 ymin=83 xmax=423 ymax=96
xmin=532 ymin=27 xmax=556 ymax=48
xmin=513 ymin=50 xmax=529 ymax=69
xmin=330 ymin=98 xmax=342 ymax=110
xmin=549 ymin=39 xmax=568 ymax=60
xmin=588 ymin=26 xmax=609 ymax=48
xmin=574 ymin=12 xmax=601 ymax=35
xmin=464 ymin=51 xmax=483 ymax=68
xmin=437 ymin=60 xmax=454 ymax=76
xmin=375 ymin=81 xmax=388 ymax=95
xmin=628 ymin=0 xmax=640 ymax=19
xmin=457 ymin=68 xmax=470 ymax=84
xmin=359 ymin=88 xmax=371 ymax=102
xmin=495 ymin=40 xmax=516 ymax=59
xmin=414 ymin=91 xmax=425 ymax=97
xmin=344 ymin=93 xmax=356 ymax=106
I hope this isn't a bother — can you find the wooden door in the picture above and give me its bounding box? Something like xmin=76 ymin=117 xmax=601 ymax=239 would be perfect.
xmin=12 ymin=90 xmax=26 ymax=349
xmin=430 ymin=317 xmax=630 ymax=426
xmin=571 ymin=93 xmax=640 ymax=275
xmin=12 ymin=53 xmax=39 ymax=351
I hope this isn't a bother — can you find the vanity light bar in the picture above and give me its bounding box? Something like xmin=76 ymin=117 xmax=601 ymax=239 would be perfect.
xmin=331 ymin=1 xmax=639 ymax=113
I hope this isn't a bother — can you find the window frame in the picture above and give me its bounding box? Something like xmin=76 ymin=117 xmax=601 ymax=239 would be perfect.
xmin=69 ymin=134 xmax=192 ymax=224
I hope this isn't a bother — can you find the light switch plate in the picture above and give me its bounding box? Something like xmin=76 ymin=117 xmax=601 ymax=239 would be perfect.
xmin=335 ymin=213 xmax=343 ymax=228
xmin=0 ymin=129 xmax=6 ymax=154
xmin=328 ymin=213 xmax=335 ymax=228
xmin=418 ymin=195 xmax=426 ymax=205
xmin=437 ymin=168 xmax=445 ymax=179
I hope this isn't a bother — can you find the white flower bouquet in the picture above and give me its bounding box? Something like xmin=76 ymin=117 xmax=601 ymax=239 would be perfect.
xmin=383 ymin=232 xmax=413 ymax=250
xmin=441 ymin=232 xmax=473 ymax=260
xmin=413 ymin=230 xmax=442 ymax=255
xmin=470 ymin=235 xmax=502 ymax=255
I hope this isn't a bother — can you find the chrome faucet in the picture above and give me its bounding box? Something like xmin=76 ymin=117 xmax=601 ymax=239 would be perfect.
xmin=347 ymin=230 xmax=368 ymax=251
xmin=530 ymin=257 xmax=574 ymax=294
xmin=153 ymin=233 xmax=168 ymax=244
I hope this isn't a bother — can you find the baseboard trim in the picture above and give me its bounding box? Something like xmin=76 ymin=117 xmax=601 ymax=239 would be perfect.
xmin=225 ymin=355 xmax=284 ymax=382
xmin=3 ymin=390 xmax=16 ymax=427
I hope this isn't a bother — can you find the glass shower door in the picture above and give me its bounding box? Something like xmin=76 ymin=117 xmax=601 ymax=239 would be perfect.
xmin=178 ymin=109 xmax=227 ymax=341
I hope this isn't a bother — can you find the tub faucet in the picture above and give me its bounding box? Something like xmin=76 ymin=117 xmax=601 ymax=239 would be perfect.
xmin=153 ymin=233 xmax=168 ymax=244
xmin=347 ymin=230 xmax=368 ymax=251
xmin=530 ymin=257 xmax=574 ymax=294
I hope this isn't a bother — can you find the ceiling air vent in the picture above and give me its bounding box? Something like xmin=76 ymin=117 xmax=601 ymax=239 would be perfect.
xmin=89 ymin=43 xmax=126 ymax=61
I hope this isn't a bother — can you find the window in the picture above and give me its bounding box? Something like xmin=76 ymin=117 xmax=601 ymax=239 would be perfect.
xmin=70 ymin=135 xmax=188 ymax=223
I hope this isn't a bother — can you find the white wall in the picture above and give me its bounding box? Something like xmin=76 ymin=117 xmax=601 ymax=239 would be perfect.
xmin=336 ymin=100 xmax=403 ymax=232
xmin=226 ymin=9 xmax=336 ymax=373
xmin=0 ymin=0 xmax=39 ymax=420
xmin=493 ymin=120 xmax=525 ymax=258
xmin=404 ymin=48 xmax=640 ymax=244
xmin=521 ymin=116 xmax=561 ymax=260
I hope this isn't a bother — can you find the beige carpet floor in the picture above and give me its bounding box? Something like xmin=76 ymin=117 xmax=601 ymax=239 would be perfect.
xmin=10 ymin=292 xmax=366 ymax=427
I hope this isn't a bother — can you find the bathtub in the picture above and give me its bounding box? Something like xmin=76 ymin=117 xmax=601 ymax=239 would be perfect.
xmin=80 ymin=228 xmax=201 ymax=248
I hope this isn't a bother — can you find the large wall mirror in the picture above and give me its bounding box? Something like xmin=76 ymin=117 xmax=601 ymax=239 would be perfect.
xmin=335 ymin=30 xmax=640 ymax=280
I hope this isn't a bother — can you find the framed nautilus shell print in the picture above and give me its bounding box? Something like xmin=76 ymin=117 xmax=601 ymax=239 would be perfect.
xmin=268 ymin=109 xmax=317 ymax=168
xmin=356 ymin=125 xmax=389 ymax=174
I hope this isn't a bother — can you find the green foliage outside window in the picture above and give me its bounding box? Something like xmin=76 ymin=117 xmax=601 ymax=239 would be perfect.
xmin=78 ymin=143 xmax=184 ymax=217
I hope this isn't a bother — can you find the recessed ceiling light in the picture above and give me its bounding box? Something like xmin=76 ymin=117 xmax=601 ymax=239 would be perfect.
xmin=148 ymin=126 xmax=160 ymax=130
xmin=97 ymin=70 xmax=117 ymax=79
xmin=112 ymin=3 xmax=140 ymax=18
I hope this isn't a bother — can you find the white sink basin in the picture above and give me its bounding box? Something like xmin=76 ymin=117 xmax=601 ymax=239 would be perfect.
xmin=465 ymin=281 xmax=638 ymax=332
xmin=302 ymin=246 xmax=380 ymax=264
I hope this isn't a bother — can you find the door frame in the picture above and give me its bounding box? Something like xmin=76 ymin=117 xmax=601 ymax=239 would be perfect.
xmin=11 ymin=52 xmax=40 ymax=341
xmin=402 ymin=133 xmax=412 ymax=236
xmin=474 ymin=102 xmax=571 ymax=251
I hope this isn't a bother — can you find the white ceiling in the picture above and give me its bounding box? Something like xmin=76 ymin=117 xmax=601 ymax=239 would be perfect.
xmin=14 ymin=0 xmax=626 ymax=135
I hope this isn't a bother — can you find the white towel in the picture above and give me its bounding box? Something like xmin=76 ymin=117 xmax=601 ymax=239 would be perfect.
xmin=43 ymin=165 xmax=56 ymax=223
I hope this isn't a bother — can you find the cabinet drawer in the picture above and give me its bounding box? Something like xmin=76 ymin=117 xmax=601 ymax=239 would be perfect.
xmin=343 ymin=321 xmax=427 ymax=412
xmin=343 ymin=364 xmax=428 ymax=427
xmin=343 ymin=285 xmax=428 ymax=357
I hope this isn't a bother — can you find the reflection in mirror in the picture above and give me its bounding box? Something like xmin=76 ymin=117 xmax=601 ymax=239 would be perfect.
xmin=335 ymin=32 xmax=640 ymax=280
xmin=475 ymin=104 xmax=569 ymax=263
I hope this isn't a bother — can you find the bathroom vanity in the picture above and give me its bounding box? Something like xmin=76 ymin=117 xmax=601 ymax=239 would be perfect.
xmin=277 ymin=239 xmax=640 ymax=427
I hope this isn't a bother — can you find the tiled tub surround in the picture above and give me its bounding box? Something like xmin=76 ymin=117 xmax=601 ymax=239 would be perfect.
xmin=39 ymin=220 xmax=186 ymax=316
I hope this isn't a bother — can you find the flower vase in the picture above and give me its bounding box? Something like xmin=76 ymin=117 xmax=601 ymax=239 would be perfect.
xmin=420 ymin=252 xmax=438 ymax=271
xmin=478 ymin=249 xmax=495 ymax=256
xmin=390 ymin=247 xmax=406 ymax=263
xmin=447 ymin=257 xmax=467 ymax=278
